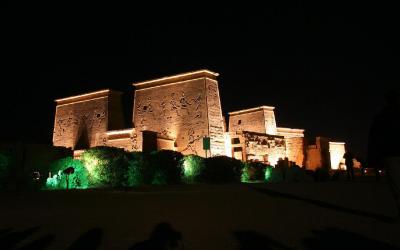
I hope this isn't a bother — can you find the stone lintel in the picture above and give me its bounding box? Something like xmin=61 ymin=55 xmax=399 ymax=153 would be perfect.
xmin=277 ymin=127 xmax=305 ymax=137
xmin=329 ymin=141 xmax=345 ymax=145
xmin=132 ymin=69 xmax=219 ymax=90
xmin=229 ymin=106 xmax=275 ymax=116
xmin=55 ymin=89 xmax=122 ymax=106
xmin=237 ymin=130 xmax=285 ymax=139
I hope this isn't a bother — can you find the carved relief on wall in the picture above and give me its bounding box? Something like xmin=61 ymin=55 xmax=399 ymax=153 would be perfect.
xmin=130 ymin=132 xmax=140 ymax=151
xmin=181 ymin=128 xmax=202 ymax=155
xmin=134 ymin=79 xmax=209 ymax=156
xmin=206 ymin=80 xmax=225 ymax=156
xmin=242 ymin=131 xmax=286 ymax=165
xmin=53 ymin=99 xmax=108 ymax=149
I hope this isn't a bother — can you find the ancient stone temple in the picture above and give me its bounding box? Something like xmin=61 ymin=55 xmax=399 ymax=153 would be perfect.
xmin=224 ymin=106 xmax=305 ymax=166
xmin=132 ymin=70 xmax=226 ymax=157
xmin=53 ymin=70 xmax=226 ymax=158
xmin=53 ymin=90 xmax=125 ymax=151
xmin=53 ymin=69 xmax=346 ymax=168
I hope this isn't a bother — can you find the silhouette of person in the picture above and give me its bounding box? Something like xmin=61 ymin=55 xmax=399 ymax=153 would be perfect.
xmin=368 ymin=89 xmax=400 ymax=215
xmin=343 ymin=150 xmax=355 ymax=181
xmin=130 ymin=223 xmax=183 ymax=250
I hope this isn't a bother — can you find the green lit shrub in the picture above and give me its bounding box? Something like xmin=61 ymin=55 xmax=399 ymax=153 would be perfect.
xmin=147 ymin=150 xmax=183 ymax=185
xmin=125 ymin=152 xmax=150 ymax=186
xmin=80 ymin=147 xmax=128 ymax=188
xmin=267 ymin=167 xmax=284 ymax=183
xmin=201 ymin=156 xmax=244 ymax=183
xmin=241 ymin=162 xmax=267 ymax=183
xmin=45 ymin=157 xmax=89 ymax=189
xmin=181 ymin=155 xmax=205 ymax=183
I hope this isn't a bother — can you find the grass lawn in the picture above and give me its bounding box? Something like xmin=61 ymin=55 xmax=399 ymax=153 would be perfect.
xmin=1 ymin=180 xmax=399 ymax=249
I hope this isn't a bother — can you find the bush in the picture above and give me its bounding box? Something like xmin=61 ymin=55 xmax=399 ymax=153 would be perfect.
xmin=125 ymin=152 xmax=150 ymax=186
xmin=285 ymin=165 xmax=309 ymax=182
xmin=147 ymin=150 xmax=184 ymax=185
xmin=313 ymin=167 xmax=331 ymax=182
xmin=266 ymin=167 xmax=284 ymax=183
xmin=201 ymin=156 xmax=244 ymax=183
xmin=80 ymin=146 xmax=129 ymax=188
xmin=242 ymin=162 xmax=267 ymax=182
xmin=45 ymin=157 xmax=89 ymax=190
xmin=181 ymin=155 xmax=205 ymax=183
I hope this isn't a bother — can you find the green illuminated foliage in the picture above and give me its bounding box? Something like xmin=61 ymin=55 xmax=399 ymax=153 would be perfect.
xmin=181 ymin=155 xmax=205 ymax=183
xmin=266 ymin=167 xmax=283 ymax=183
xmin=148 ymin=150 xmax=183 ymax=185
xmin=125 ymin=152 xmax=149 ymax=186
xmin=80 ymin=147 xmax=128 ymax=188
xmin=45 ymin=157 xmax=89 ymax=189
xmin=264 ymin=166 xmax=272 ymax=181
xmin=241 ymin=162 xmax=267 ymax=183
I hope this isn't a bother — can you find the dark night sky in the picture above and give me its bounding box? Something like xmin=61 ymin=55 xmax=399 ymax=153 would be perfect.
xmin=1 ymin=2 xmax=399 ymax=158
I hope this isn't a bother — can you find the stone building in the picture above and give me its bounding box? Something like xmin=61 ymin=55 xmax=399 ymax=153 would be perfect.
xmin=53 ymin=69 xmax=346 ymax=169
xmin=225 ymin=106 xmax=305 ymax=166
xmin=53 ymin=89 xmax=125 ymax=151
xmin=132 ymin=70 xmax=225 ymax=157
xmin=305 ymin=137 xmax=347 ymax=170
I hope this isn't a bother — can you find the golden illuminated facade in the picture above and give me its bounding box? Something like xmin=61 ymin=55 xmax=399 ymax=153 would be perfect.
xmin=53 ymin=69 xmax=346 ymax=168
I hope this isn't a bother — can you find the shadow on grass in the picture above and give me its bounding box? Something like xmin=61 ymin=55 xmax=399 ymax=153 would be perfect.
xmin=0 ymin=226 xmax=40 ymax=249
xmin=303 ymin=227 xmax=400 ymax=250
xmin=19 ymin=234 xmax=55 ymax=250
xmin=249 ymin=185 xmax=396 ymax=223
xmin=129 ymin=222 xmax=183 ymax=250
xmin=234 ymin=231 xmax=293 ymax=250
xmin=68 ymin=228 xmax=103 ymax=250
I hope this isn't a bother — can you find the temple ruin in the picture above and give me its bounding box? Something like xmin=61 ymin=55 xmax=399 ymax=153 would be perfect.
xmin=53 ymin=69 xmax=346 ymax=169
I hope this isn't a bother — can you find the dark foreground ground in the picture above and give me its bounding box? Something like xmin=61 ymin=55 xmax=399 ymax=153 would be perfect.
xmin=1 ymin=179 xmax=400 ymax=249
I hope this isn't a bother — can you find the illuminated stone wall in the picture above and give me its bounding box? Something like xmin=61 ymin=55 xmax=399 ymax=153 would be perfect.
xmin=305 ymin=145 xmax=322 ymax=170
xmin=228 ymin=131 xmax=286 ymax=166
xmin=205 ymin=78 xmax=226 ymax=156
xmin=243 ymin=132 xmax=286 ymax=166
xmin=305 ymin=137 xmax=345 ymax=170
xmin=329 ymin=142 xmax=345 ymax=170
xmin=229 ymin=106 xmax=277 ymax=135
xmin=277 ymin=127 xmax=305 ymax=167
xmin=133 ymin=70 xmax=225 ymax=157
xmin=53 ymin=90 xmax=124 ymax=150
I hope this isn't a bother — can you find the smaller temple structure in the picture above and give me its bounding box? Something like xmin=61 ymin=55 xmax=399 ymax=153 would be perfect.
xmin=224 ymin=106 xmax=304 ymax=166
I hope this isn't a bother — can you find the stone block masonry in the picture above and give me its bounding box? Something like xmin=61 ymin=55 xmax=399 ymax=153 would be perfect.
xmin=53 ymin=90 xmax=125 ymax=150
xmin=132 ymin=70 xmax=225 ymax=157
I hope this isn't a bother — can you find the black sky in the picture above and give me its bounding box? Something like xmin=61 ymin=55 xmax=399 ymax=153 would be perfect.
xmin=1 ymin=2 xmax=399 ymax=158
